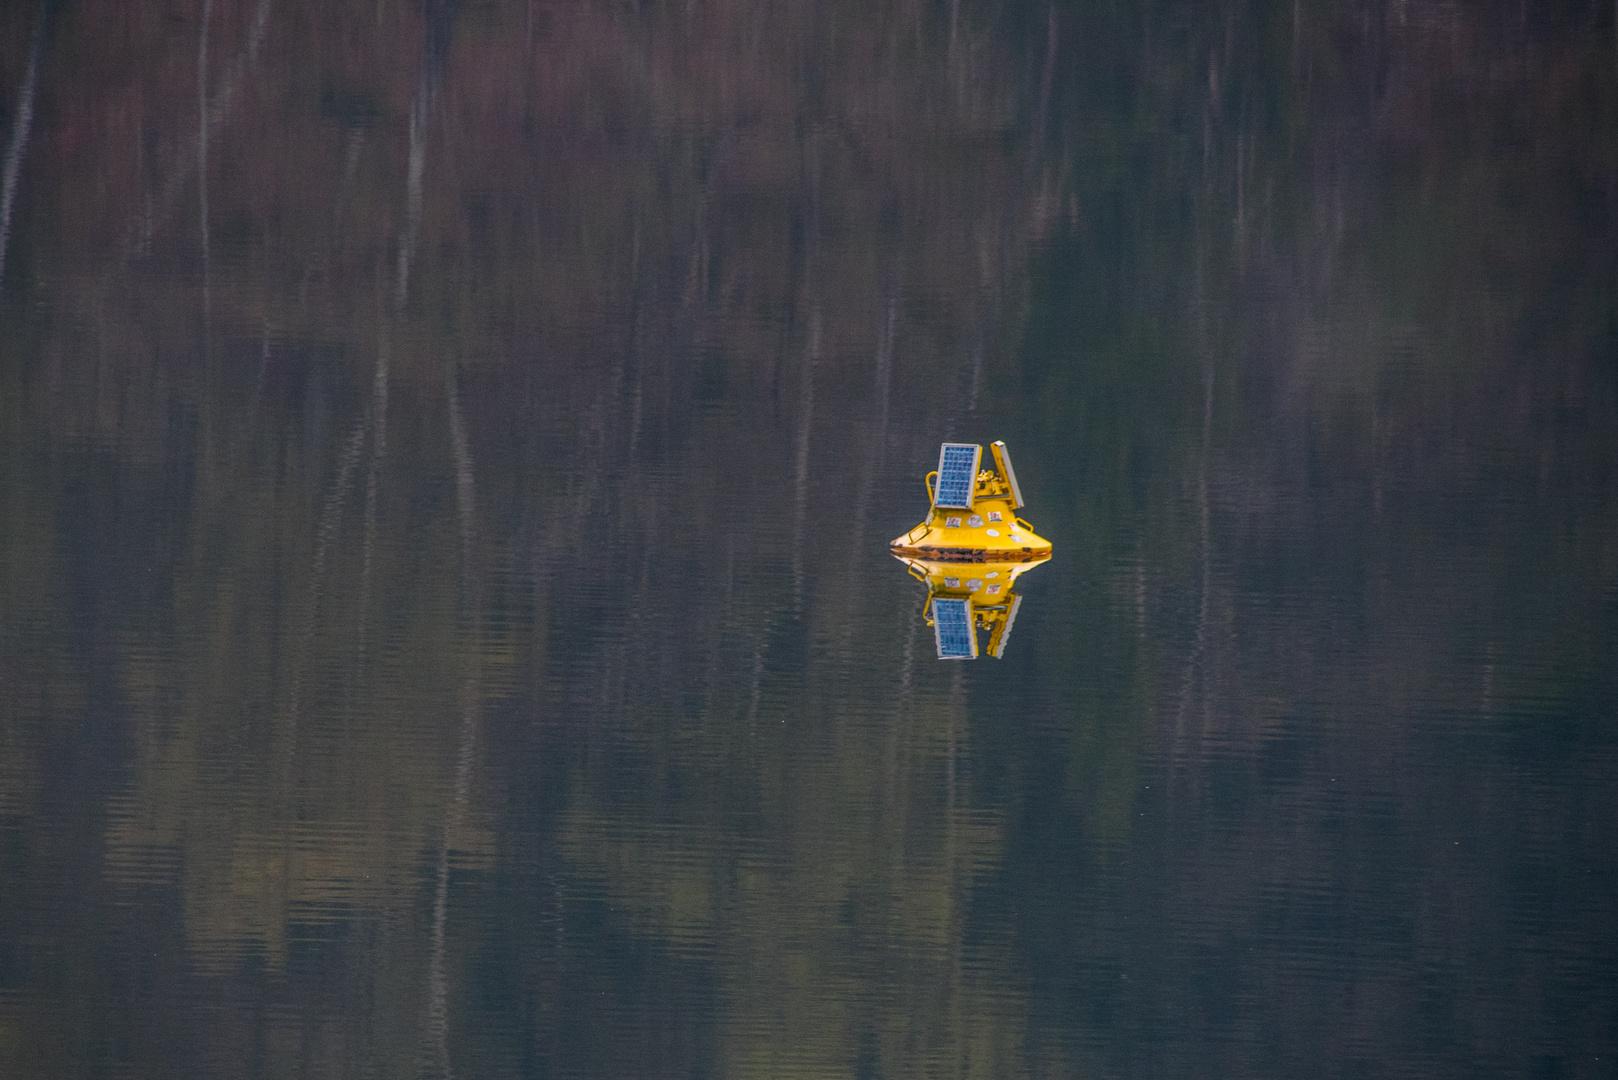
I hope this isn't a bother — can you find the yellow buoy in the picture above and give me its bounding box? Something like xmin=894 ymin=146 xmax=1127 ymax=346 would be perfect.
xmin=891 ymin=441 xmax=1052 ymax=659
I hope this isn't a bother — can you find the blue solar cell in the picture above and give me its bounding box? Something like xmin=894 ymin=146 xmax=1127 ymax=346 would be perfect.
xmin=934 ymin=443 xmax=981 ymax=509
xmin=933 ymin=597 xmax=977 ymax=659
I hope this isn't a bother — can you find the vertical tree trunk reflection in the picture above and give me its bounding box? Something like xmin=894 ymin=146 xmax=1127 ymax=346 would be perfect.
xmin=0 ymin=1 xmax=45 ymax=289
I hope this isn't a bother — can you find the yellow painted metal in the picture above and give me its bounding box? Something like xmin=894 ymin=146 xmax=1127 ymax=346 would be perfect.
xmin=889 ymin=489 xmax=1052 ymax=567
xmin=890 ymin=441 xmax=1052 ymax=659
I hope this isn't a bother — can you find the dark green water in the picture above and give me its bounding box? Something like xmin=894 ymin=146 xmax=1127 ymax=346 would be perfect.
xmin=1 ymin=1 xmax=1615 ymax=1076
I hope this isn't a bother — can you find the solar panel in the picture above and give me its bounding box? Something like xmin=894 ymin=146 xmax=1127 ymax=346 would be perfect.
xmin=990 ymin=441 xmax=1024 ymax=508
xmin=988 ymin=593 xmax=1023 ymax=658
xmin=934 ymin=443 xmax=981 ymax=509
xmin=932 ymin=597 xmax=977 ymax=659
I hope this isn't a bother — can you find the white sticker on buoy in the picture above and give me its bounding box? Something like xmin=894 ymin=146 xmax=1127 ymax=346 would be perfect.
xmin=967 ymin=579 xmax=983 ymax=591
xmin=967 ymin=515 xmax=984 ymax=527
xmin=946 ymin=516 xmax=962 ymax=528
xmin=986 ymin=529 xmax=1000 ymax=537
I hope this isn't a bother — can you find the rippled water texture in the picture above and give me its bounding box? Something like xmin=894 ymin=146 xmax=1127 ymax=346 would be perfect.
xmin=1 ymin=2 xmax=1615 ymax=1077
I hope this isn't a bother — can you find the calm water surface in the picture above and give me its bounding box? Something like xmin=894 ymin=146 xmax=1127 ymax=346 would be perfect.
xmin=1 ymin=2 xmax=1615 ymax=1077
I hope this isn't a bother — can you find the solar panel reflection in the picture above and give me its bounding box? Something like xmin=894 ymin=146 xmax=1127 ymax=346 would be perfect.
xmin=934 ymin=443 xmax=981 ymax=508
xmin=988 ymin=593 xmax=1023 ymax=658
xmin=932 ymin=597 xmax=977 ymax=659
